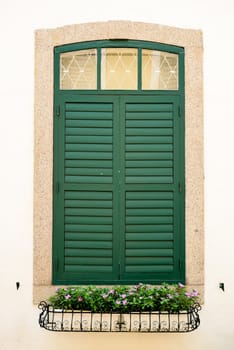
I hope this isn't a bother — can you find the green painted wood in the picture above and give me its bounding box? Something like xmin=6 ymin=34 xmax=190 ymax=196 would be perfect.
xmin=65 ymin=234 xmax=112 ymax=243
xmin=66 ymin=103 xmax=113 ymax=111
xmin=126 ymin=120 xmax=173 ymax=128
xmin=65 ymin=144 xmax=112 ymax=152
xmin=64 ymin=191 xmax=112 ymax=199
xmin=65 ymin=166 xmax=113 ymax=175
xmin=126 ymin=136 xmax=173 ymax=144
xmin=126 ymin=160 xmax=173 ymax=168
xmin=126 ymin=241 xmax=173 ymax=249
xmin=65 ymin=266 xmax=113 ymax=272
xmin=65 ymin=257 xmax=113 ymax=265
xmin=65 ymin=160 xmax=113 ymax=168
xmin=126 ymin=249 xmax=173 ymax=256
xmin=65 ymin=199 xmax=113 ymax=208
xmin=126 ymin=266 xmax=173 ymax=273
xmin=65 ymin=248 xmax=113 ymax=257
xmin=126 ymin=152 xmax=173 ymax=160
xmin=126 ymin=233 xmax=174 ymax=240
xmin=126 ymin=128 xmax=173 ymax=136
xmin=65 ymin=152 xmax=113 ymax=160
xmin=126 ymin=112 xmax=173 ymax=119
xmin=53 ymin=40 xmax=185 ymax=285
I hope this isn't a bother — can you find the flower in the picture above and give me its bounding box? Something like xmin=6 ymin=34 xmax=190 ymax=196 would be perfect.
xmin=49 ymin=283 xmax=200 ymax=312
xmin=191 ymin=290 xmax=199 ymax=297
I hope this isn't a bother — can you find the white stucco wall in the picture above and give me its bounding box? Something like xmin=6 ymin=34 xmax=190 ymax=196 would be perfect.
xmin=0 ymin=0 xmax=234 ymax=349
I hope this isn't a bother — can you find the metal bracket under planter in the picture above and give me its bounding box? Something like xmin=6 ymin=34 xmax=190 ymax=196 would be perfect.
xmin=38 ymin=302 xmax=201 ymax=333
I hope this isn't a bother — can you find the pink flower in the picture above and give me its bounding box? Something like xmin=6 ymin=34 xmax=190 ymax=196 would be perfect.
xmin=120 ymin=294 xmax=127 ymax=299
xmin=167 ymin=294 xmax=173 ymax=299
xmin=116 ymin=300 xmax=121 ymax=305
xmin=109 ymin=289 xmax=114 ymax=294
xmin=185 ymin=292 xmax=191 ymax=298
xmin=191 ymin=290 xmax=199 ymax=297
xmin=102 ymin=293 xmax=108 ymax=299
xmin=122 ymin=299 xmax=127 ymax=305
xmin=78 ymin=296 xmax=83 ymax=302
xmin=178 ymin=283 xmax=185 ymax=288
xmin=65 ymin=294 xmax=71 ymax=300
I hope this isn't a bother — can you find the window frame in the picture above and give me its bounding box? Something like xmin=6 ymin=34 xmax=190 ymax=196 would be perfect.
xmin=33 ymin=21 xmax=203 ymax=303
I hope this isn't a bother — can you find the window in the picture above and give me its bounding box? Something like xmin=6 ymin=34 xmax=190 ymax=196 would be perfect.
xmin=34 ymin=22 xmax=203 ymax=303
xmin=53 ymin=41 xmax=184 ymax=285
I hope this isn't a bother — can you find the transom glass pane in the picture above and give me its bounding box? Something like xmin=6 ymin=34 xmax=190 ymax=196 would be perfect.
xmin=60 ymin=49 xmax=97 ymax=89
xmin=142 ymin=50 xmax=178 ymax=90
xmin=101 ymin=48 xmax=138 ymax=90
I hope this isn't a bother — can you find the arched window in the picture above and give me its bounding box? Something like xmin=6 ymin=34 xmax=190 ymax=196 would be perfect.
xmin=53 ymin=40 xmax=185 ymax=285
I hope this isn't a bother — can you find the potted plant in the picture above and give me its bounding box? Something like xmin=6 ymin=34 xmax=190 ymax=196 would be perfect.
xmin=39 ymin=283 xmax=201 ymax=332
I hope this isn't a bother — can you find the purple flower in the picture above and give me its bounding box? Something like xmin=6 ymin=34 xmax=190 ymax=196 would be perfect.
xmin=122 ymin=299 xmax=127 ymax=305
xmin=78 ymin=296 xmax=83 ymax=302
xmin=102 ymin=293 xmax=109 ymax=299
xmin=65 ymin=294 xmax=71 ymax=300
xmin=185 ymin=292 xmax=191 ymax=298
xmin=116 ymin=300 xmax=121 ymax=305
xmin=120 ymin=294 xmax=127 ymax=299
xmin=109 ymin=289 xmax=115 ymax=294
xmin=55 ymin=288 xmax=60 ymax=293
xmin=191 ymin=290 xmax=199 ymax=297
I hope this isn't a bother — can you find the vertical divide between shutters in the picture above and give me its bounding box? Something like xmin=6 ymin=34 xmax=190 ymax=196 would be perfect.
xmin=53 ymin=95 xmax=184 ymax=284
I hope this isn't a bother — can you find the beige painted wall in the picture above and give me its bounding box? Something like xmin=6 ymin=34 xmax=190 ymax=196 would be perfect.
xmin=2 ymin=0 xmax=234 ymax=349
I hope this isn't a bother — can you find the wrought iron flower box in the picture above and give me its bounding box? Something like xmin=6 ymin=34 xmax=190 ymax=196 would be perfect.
xmin=39 ymin=301 xmax=201 ymax=333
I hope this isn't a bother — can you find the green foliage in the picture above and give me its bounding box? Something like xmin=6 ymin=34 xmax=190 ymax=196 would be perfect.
xmin=48 ymin=283 xmax=199 ymax=312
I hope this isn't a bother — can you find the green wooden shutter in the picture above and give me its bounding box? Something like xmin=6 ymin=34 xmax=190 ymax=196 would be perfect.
xmin=120 ymin=96 xmax=184 ymax=283
xmin=53 ymin=96 xmax=119 ymax=284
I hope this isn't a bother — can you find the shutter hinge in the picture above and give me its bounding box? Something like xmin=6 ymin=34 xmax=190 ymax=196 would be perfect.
xmin=56 ymin=181 xmax=60 ymax=193
xmin=54 ymin=257 xmax=59 ymax=272
xmin=179 ymin=258 xmax=182 ymax=271
xmin=178 ymin=105 xmax=181 ymax=117
xmin=178 ymin=182 xmax=182 ymax=193
xmin=56 ymin=105 xmax=60 ymax=117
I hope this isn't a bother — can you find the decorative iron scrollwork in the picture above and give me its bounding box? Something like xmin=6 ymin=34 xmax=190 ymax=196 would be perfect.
xmin=38 ymin=302 xmax=201 ymax=333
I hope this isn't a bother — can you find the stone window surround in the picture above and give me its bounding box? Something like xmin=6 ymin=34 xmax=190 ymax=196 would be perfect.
xmin=34 ymin=21 xmax=204 ymax=303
